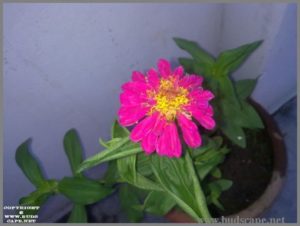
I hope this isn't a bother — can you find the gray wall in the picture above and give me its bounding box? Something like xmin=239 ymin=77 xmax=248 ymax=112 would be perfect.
xmin=3 ymin=3 xmax=296 ymax=220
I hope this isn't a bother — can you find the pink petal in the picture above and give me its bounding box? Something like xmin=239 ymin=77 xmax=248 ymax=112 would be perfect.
xmin=179 ymin=75 xmax=203 ymax=89
xmin=173 ymin=66 xmax=184 ymax=78
xmin=141 ymin=132 xmax=157 ymax=154
xmin=120 ymin=91 xmax=147 ymax=106
xmin=132 ymin=71 xmax=146 ymax=83
xmin=189 ymin=89 xmax=214 ymax=101
xmin=157 ymin=59 xmax=171 ymax=78
xmin=118 ymin=105 xmax=149 ymax=126
xmin=187 ymin=105 xmax=215 ymax=130
xmin=147 ymin=68 xmax=160 ymax=89
xmin=177 ymin=114 xmax=201 ymax=148
xmin=130 ymin=112 xmax=159 ymax=142
xmin=156 ymin=123 xmax=182 ymax=158
xmin=121 ymin=81 xmax=149 ymax=93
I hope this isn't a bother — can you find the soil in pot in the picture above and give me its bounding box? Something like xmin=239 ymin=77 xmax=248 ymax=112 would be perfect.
xmin=209 ymin=126 xmax=274 ymax=217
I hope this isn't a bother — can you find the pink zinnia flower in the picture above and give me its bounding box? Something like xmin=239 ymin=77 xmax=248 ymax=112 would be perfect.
xmin=118 ymin=59 xmax=215 ymax=158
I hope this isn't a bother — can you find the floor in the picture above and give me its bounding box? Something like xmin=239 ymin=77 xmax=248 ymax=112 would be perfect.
xmin=263 ymin=97 xmax=297 ymax=223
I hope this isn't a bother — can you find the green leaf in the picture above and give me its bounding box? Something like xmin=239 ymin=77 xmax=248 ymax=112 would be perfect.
xmin=19 ymin=192 xmax=50 ymax=215
xmin=235 ymin=79 xmax=258 ymax=99
xmin=142 ymin=191 xmax=176 ymax=216
xmin=151 ymin=152 xmax=212 ymax=222
xmin=119 ymin=184 xmax=143 ymax=222
xmin=99 ymin=137 xmax=123 ymax=149
xmin=191 ymin=136 xmax=223 ymax=158
xmin=58 ymin=177 xmax=114 ymax=205
xmin=63 ymin=129 xmax=84 ymax=176
xmin=237 ymin=101 xmax=264 ymax=129
xmin=136 ymin=152 xmax=153 ymax=176
xmin=117 ymin=153 xmax=163 ymax=192
xmin=15 ymin=139 xmax=45 ymax=187
xmin=174 ymin=37 xmax=215 ymax=65
xmin=117 ymin=154 xmax=137 ymax=184
xmin=111 ymin=120 xmax=129 ymax=138
xmin=194 ymin=147 xmax=229 ymax=180
xmin=178 ymin=57 xmax=194 ymax=74
xmin=68 ymin=204 xmax=87 ymax=223
xmin=221 ymin=123 xmax=246 ymax=148
xmin=19 ymin=179 xmax=57 ymax=215
xmin=210 ymin=168 xmax=222 ymax=179
xmin=206 ymin=179 xmax=232 ymax=210
xmin=77 ymin=137 xmax=142 ymax=173
xmin=209 ymin=179 xmax=233 ymax=191
xmin=215 ymin=40 xmax=263 ymax=74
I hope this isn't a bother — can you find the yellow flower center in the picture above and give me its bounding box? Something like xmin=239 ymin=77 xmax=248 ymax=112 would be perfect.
xmin=148 ymin=77 xmax=189 ymax=121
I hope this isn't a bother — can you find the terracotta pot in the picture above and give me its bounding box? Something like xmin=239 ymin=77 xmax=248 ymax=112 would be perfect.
xmin=165 ymin=100 xmax=287 ymax=223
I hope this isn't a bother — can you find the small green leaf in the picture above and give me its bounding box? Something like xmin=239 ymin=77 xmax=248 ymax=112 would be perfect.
xmin=111 ymin=120 xmax=130 ymax=138
xmin=63 ymin=129 xmax=84 ymax=176
xmin=215 ymin=40 xmax=263 ymax=74
xmin=237 ymin=101 xmax=264 ymax=129
xmin=15 ymin=139 xmax=45 ymax=187
xmin=221 ymin=123 xmax=246 ymax=148
xmin=210 ymin=168 xmax=222 ymax=179
xmin=195 ymin=147 xmax=229 ymax=180
xmin=68 ymin=204 xmax=87 ymax=223
xmin=211 ymin=179 xmax=233 ymax=191
xmin=174 ymin=37 xmax=215 ymax=65
xmin=235 ymin=79 xmax=258 ymax=99
xmin=58 ymin=177 xmax=114 ymax=205
xmin=119 ymin=184 xmax=143 ymax=222
xmin=77 ymin=137 xmax=142 ymax=173
xmin=142 ymin=191 xmax=176 ymax=216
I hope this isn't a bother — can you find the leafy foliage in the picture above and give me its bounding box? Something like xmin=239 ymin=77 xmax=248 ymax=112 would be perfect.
xmin=174 ymin=37 xmax=264 ymax=148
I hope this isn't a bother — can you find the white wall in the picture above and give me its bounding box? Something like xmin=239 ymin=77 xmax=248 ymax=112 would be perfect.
xmin=219 ymin=3 xmax=296 ymax=112
xmin=3 ymin=3 xmax=223 ymax=219
xmin=252 ymin=4 xmax=297 ymax=112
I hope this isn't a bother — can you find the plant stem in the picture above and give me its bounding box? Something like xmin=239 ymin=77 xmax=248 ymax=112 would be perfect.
xmin=185 ymin=150 xmax=212 ymax=223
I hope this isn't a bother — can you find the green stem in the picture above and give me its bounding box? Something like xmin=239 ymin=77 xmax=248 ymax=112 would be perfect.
xmin=76 ymin=137 xmax=131 ymax=173
xmin=185 ymin=150 xmax=212 ymax=223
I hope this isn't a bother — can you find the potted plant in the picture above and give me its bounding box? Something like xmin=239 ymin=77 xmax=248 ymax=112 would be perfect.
xmin=13 ymin=38 xmax=286 ymax=223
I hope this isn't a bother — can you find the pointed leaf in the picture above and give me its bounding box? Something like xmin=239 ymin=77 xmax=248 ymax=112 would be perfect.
xmin=174 ymin=37 xmax=215 ymax=65
xmin=58 ymin=177 xmax=114 ymax=205
xmin=63 ymin=129 xmax=84 ymax=176
xmin=237 ymin=101 xmax=264 ymax=129
xmin=215 ymin=40 xmax=263 ymax=74
xmin=235 ymin=79 xmax=258 ymax=99
xmin=77 ymin=137 xmax=142 ymax=173
xmin=15 ymin=139 xmax=45 ymax=187
xmin=143 ymin=191 xmax=176 ymax=216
